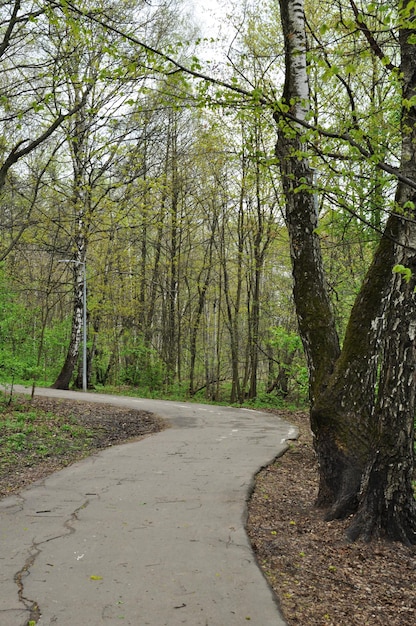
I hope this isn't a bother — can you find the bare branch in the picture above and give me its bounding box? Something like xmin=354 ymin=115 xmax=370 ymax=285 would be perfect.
xmin=0 ymin=83 xmax=93 ymax=188
xmin=349 ymin=0 xmax=397 ymax=71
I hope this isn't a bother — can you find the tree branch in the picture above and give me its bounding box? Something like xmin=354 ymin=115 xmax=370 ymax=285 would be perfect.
xmin=349 ymin=0 xmax=397 ymax=71
xmin=46 ymin=0 xmax=416 ymax=196
xmin=0 ymin=83 xmax=93 ymax=188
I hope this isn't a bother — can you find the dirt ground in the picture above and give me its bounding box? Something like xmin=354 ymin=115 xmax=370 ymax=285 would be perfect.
xmin=1 ymin=396 xmax=415 ymax=625
xmin=246 ymin=410 xmax=416 ymax=626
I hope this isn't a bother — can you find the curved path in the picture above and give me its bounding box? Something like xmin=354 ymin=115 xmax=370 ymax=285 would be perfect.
xmin=0 ymin=386 xmax=297 ymax=626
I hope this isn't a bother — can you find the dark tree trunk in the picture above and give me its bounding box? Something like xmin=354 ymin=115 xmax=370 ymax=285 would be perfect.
xmin=346 ymin=7 xmax=416 ymax=542
xmin=311 ymin=216 xmax=398 ymax=517
xmin=163 ymin=113 xmax=180 ymax=386
xmin=347 ymin=268 xmax=416 ymax=543
xmin=189 ymin=214 xmax=216 ymax=396
xmin=277 ymin=0 xmax=416 ymax=542
xmin=347 ymin=243 xmax=416 ymax=543
xmin=266 ymin=368 xmax=289 ymax=398
xmin=222 ymin=198 xmax=244 ymax=404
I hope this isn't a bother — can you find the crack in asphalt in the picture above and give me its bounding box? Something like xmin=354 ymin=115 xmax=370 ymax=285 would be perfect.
xmin=63 ymin=498 xmax=90 ymax=535
xmin=13 ymin=498 xmax=91 ymax=625
xmin=14 ymin=540 xmax=42 ymax=625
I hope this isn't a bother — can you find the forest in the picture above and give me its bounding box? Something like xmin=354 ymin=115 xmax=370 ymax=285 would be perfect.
xmin=0 ymin=0 xmax=311 ymax=402
xmin=1 ymin=0 xmax=415 ymax=543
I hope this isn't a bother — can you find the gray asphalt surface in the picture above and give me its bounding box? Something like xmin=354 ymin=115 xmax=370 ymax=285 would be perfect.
xmin=0 ymin=386 xmax=297 ymax=626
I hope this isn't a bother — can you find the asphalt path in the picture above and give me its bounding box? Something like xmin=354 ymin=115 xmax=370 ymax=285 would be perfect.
xmin=0 ymin=385 xmax=297 ymax=626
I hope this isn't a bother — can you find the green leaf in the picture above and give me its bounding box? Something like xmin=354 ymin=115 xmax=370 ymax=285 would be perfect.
xmin=393 ymin=264 xmax=413 ymax=283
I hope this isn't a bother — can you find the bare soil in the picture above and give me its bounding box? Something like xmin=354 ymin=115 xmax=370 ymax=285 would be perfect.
xmin=1 ymin=397 xmax=415 ymax=624
xmin=246 ymin=410 xmax=416 ymax=625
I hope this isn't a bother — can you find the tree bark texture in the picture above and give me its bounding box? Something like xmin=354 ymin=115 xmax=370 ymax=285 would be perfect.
xmin=188 ymin=213 xmax=216 ymax=396
xmin=51 ymin=257 xmax=85 ymax=389
xmin=277 ymin=0 xmax=416 ymax=542
xmin=346 ymin=2 xmax=416 ymax=543
xmin=52 ymin=103 xmax=88 ymax=390
xmin=275 ymin=0 xmax=341 ymax=405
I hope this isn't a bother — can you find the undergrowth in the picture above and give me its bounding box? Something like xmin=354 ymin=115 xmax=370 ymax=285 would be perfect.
xmin=0 ymin=399 xmax=95 ymax=476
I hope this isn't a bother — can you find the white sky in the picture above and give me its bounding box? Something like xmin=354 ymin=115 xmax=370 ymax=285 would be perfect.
xmin=185 ymin=0 xmax=237 ymax=67
xmin=190 ymin=0 xmax=222 ymax=27
xmin=188 ymin=0 xmax=230 ymax=37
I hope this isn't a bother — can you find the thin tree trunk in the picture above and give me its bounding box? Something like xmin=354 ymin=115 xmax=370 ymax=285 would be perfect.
xmin=189 ymin=213 xmax=216 ymax=396
xmin=164 ymin=114 xmax=180 ymax=385
xmin=248 ymin=168 xmax=263 ymax=400
xmin=52 ymin=104 xmax=88 ymax=390
xmin=276 ymin=0 xmax=341 ymax=403
xmin=222 ymin=197 xmax=244 ymax=403
xmin=52 ymin=254 xmax=85 ymax=389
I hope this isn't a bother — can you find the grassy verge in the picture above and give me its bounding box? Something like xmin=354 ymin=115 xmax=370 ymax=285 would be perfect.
xmin=0 ymin=399 xmax=95 ymax=484
xmin=0 ymin=393 xmax=166 ymax=499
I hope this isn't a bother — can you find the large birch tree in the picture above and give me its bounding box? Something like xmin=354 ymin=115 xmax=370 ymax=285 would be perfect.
xmin=276 ymin=0 xmax=416 ymax=543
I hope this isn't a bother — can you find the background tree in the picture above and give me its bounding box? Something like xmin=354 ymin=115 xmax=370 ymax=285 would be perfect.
xmin=0 ymin=1 xmax=93 ymax=193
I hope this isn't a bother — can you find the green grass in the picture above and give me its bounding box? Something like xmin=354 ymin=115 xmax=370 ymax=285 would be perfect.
xmin=91 ymin=382 xmax=308 ymax=411
xmin=0 ymin=401 xmax=95 ymax=474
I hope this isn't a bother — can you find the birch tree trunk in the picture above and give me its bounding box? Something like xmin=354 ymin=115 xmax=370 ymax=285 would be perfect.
xmin=52 ymin=103 xmax=88 ymax=390
xmin=51 ymin=251 xmax=85 ymax=390
xmin=346 ymin=3 xmax=416 ymax=543
xmin=275 ymin=0 xmax=341 ymax=404
xmin=277 ymin=0 xmax=416 ymax=541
